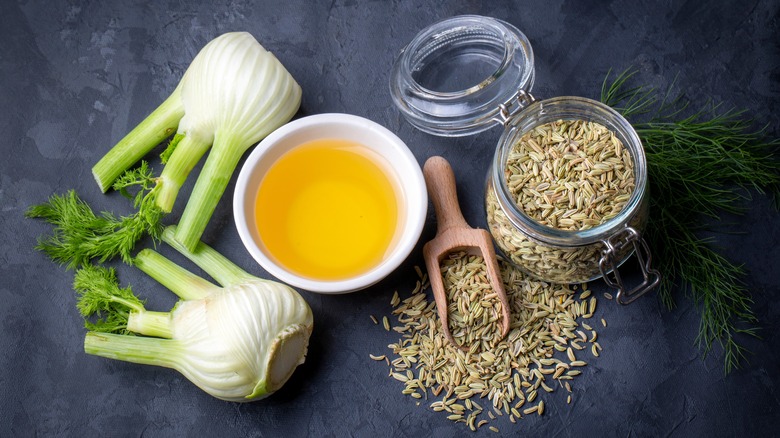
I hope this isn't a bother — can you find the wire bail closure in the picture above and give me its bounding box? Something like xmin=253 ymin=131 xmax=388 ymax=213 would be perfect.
xmin=494 ymin=89 xmax=536 ymax=126
xmin=599 ymin=226 xmax=660 ymax=304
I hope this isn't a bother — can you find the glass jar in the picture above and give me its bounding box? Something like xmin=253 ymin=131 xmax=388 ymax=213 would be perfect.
xmin=486 ymin=96 xmax=658 ymax=302
xmin=390 ymin=15 xmax=660 ymax=303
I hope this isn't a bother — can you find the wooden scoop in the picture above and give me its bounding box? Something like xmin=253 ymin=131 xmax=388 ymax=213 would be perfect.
xmin=422 ymin=156 xmax=511 ymax=348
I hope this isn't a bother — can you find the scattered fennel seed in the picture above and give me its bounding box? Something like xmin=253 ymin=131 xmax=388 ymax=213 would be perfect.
xmin=372 ymin=253 xmax=607 ymax=431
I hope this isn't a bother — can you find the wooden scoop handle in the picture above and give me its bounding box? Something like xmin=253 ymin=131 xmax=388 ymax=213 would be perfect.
xmin=422 ymin=156 xmax=512 ymax=349
xmin=423 ymin=156 xmax=471 ymax=235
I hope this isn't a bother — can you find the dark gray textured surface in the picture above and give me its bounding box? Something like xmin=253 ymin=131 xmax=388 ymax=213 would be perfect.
xmin=2 ymin=1 xmax=779 ymax=436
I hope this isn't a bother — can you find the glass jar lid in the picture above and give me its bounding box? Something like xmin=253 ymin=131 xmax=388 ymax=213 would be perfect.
xmin=390 ymin=15 xmax=535 ymax=137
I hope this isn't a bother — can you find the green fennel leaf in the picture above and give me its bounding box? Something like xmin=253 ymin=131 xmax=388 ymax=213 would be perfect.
xmin=112 ymin=161 xmax=166 ymax=238
xmin=73 ymin=264 xmax=146 ymax=334
xmin=159 ymin=133 xmax=185 ymax=164
xmin=601 ymin=68 xmax=779 ymax=373
xmin=113 ymin=161 xmax=156 ymax=203
xmin=26 ymin=164 xmax=165 ymax=268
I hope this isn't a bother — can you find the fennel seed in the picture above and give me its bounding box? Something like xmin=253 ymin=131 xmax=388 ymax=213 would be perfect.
xmin=374 ymin=254 xmax=606 ymax=431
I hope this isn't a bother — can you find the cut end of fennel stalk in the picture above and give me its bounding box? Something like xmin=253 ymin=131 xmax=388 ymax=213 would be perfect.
xmin=92 ymin=168 xmax=110 ymax=194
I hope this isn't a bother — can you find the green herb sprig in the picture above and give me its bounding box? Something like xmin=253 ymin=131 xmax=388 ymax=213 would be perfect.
xmin=73 ymin=264 xmax=145 ymax=334
xmin=26 ymin=161 xmax=163 ymax=268
xmin=601 ymin=69 xmax=780 ymax=373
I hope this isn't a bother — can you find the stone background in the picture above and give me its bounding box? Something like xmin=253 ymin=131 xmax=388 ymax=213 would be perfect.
xmin=1 ymin=1 xmax=778 ymax=436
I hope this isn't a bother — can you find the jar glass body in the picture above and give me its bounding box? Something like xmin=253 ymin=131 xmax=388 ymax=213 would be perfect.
xmin=485 ymin=96 xmax=650 ymax=284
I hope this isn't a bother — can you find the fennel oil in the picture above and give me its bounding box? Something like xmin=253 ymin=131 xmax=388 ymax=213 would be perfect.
xmin=255 ymin=139 xmax=401 ymax=280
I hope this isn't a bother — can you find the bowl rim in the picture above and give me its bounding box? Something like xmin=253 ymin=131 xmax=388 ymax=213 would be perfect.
xmin=233 ymin=113 xmax=427 ymax=294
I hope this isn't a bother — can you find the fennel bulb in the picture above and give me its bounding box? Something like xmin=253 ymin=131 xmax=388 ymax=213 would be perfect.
xmin=91 ymin=31 xmax=302 ymax=252
xmin=76 ymin=226 xmax=313 ymax=402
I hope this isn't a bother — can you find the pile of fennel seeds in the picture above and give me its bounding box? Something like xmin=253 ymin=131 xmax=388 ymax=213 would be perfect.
xmin=371 ymin=252 xmax=604 ymax=432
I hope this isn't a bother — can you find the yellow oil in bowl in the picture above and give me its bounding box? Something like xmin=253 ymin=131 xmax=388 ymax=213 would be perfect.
xmin=255 ymin=139 xmax=402 ymax=281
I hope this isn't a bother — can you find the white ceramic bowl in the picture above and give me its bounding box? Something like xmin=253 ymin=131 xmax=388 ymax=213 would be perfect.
xmin=233 ymin=113 xmax=428 ymax=294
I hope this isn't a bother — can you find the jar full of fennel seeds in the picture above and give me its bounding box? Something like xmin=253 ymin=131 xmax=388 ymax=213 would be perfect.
xmin=390 ymin=15 xmax=660 ymax=303
xmin=485 ymin=97 xmax=658 ymax=302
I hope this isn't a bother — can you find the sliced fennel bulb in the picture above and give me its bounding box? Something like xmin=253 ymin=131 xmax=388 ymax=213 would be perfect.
xmin=77 ymin=226 xmax=313 ymax=402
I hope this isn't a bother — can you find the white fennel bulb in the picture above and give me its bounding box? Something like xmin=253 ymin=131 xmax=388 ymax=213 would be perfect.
xmin=79 ymin=226 xmax=313 ymax=402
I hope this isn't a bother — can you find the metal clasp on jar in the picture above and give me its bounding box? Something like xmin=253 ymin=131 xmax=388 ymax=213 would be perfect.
xmin=493 ymin=89 xmax=536 ymax=126
xmin=599 ymin=226 xmax=661 ymax=304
